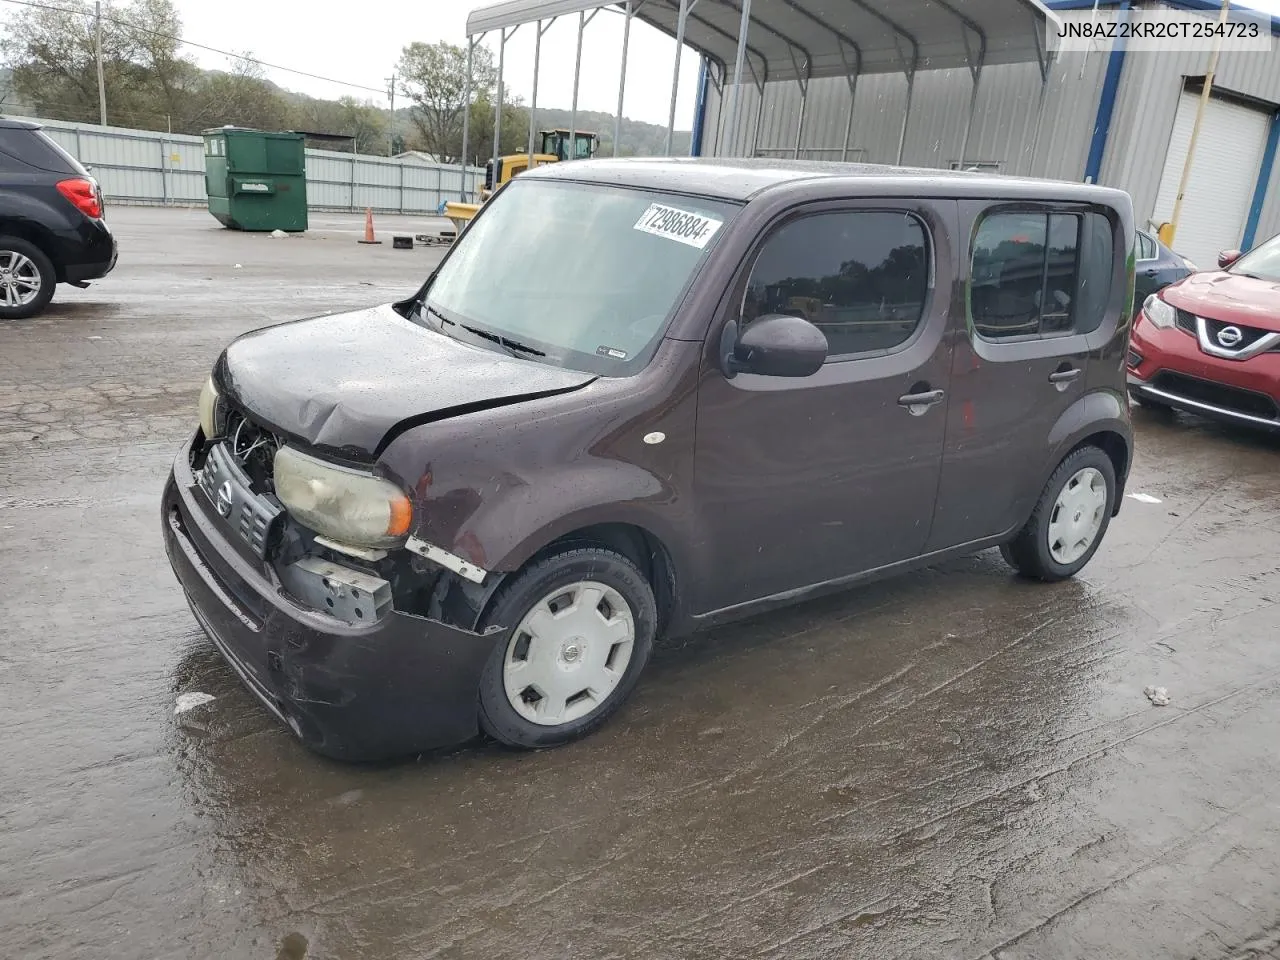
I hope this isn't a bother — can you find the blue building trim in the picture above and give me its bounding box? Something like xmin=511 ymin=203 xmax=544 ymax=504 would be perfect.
xmin=691 ymin=57 xmax=709 ymax=157
xmin=1242 ymin=109 xmax=1280 ymax=249
xmin=1084 ymin=0 xmax=1131 ymax=183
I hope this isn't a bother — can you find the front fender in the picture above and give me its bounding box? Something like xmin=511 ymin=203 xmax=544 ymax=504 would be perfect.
xmin=473 ymin=462 xmax=695 ymax=574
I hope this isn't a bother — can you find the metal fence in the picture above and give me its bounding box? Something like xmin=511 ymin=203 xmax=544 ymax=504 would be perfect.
xmin=30 ymin=117 xmax=483 ymax=214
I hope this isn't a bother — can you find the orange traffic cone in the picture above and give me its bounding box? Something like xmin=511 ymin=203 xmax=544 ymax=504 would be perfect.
xmin=357 ymin=207 xmax=381 ymax=244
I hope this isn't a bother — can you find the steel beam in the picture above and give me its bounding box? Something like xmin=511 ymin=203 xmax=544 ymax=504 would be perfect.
xmin=460 ymin=37 xmax=475 ymax=199
xmin=615 ymin=2 xmax=634 ymax=157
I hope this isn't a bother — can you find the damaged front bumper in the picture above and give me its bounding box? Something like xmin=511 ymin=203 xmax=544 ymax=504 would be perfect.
xmin=161 ymin=434 xmax=504 ymax=761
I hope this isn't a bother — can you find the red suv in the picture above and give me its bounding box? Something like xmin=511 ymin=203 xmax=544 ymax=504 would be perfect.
xmin=1128 ymin=234 xmax=1280 ymax=430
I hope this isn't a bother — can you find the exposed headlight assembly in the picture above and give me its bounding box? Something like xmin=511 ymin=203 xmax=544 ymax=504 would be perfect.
xmin=273 ymin=446 xmax=413 ymax=548
xmin=198 ymin=376 xmax=221 ymax=438
xmin=1142 ymin=294 xmax=1175 ymax=329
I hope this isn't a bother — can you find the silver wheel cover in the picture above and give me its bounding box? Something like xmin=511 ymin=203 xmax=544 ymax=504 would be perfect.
xmin=1047 ymin=466 xmax=1108 ymax=565
xmin=502 ymin=580 xmax=636 ymax=726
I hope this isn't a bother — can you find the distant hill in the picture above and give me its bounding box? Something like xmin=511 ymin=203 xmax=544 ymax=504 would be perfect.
xmin=0 ymin=60 xmax=690 ymax=160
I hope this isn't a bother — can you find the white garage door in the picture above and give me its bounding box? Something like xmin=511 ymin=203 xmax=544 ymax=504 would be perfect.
xmin=1153 ymin=90 xmax=1269 ymax=268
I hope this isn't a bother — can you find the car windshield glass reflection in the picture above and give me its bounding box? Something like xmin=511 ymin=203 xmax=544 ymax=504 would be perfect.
xmin=424 ymin=180 xmax=737 ymax=376
xmin=1230 ymin=234 xmax=1280 ymax=281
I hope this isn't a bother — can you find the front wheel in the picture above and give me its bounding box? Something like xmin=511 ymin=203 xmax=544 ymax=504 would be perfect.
xmin=477 ymin=547 xmax=656 ymax=749
xmin=1001 ymin=446 xmax=1117 ymax=581
xmin=0 ymin=236 xmax=56 ymax=320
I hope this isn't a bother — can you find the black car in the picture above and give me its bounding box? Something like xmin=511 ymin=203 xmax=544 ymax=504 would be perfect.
xmin=1135 ymin=228 xmax=1195 ymax=304
xmin=0 ymin=118 xmax=117 ymax=320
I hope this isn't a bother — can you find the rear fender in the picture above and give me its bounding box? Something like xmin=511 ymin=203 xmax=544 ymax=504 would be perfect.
xmin=1043 ymin=388 xmax=1132 ymax=515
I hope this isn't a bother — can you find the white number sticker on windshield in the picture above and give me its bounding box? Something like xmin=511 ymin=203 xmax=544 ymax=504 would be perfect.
xmin=633 ymin=203 xmax=723 ymax=249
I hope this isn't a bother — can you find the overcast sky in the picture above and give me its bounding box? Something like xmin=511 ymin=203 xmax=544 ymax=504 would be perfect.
xmin=11 ymin=0 xmax=1280 ymax=133
xmin=170 ymin=0 xmax=701 ymax=129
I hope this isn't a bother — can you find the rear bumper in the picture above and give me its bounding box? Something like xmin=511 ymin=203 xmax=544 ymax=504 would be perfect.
xmin=60 ymin=221 xmax=117 ymax=284
xmin=1128 ymin=315 xmax=1280 ymax=430
xmin=161 ymin=434 xmax=502 ymax=761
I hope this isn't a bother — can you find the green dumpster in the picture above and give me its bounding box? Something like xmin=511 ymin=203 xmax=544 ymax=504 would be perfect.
xmin=203 ymin=127 xmax=307 ymax=232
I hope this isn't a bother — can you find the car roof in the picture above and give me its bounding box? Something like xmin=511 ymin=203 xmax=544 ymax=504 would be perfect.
xmin=0 ymin=117 xmax=42 ymax=130
xmin=525 ymin=156 xmax=1131 ymax=208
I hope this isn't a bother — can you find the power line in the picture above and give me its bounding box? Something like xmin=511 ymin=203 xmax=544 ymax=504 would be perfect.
xmin=0 ymin=0 xmax=388 ymax=96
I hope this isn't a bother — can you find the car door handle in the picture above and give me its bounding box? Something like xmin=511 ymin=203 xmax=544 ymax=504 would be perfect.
xmin=1141 ymin=267 xmax=1158 ymax=277
xmin=897 ymin=388 xmax=945 ymax=409
xmin=1048 ymin=367 xmax=1082 ymax=385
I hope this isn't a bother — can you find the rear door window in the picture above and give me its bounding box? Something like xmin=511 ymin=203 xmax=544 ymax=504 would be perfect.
xmin=970 ymin=210 xmax=1113 ymax=340
xmin=1137 ymin=231 xmax=1158 ymax=260
xmin=0 ymin=129 xmax=88 ymax=175
xmin=741 ymin=210 xmax=931 ymax=360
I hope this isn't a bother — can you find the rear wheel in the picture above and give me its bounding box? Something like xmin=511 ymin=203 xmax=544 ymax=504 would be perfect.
xmin=1001 ymin=446 xmax=1116 ymax=582
xmin=0 ymin=236 xmax=55 ymax=320
xmin=477 ymin=547 xmax=656 ymax=749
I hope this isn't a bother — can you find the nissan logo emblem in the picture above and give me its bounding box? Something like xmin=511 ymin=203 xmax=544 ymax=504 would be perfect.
xmin=1217 ymin=325 xmax=1244 ymax=348
xmin=215 ymin=480 xmax=234 ymax=518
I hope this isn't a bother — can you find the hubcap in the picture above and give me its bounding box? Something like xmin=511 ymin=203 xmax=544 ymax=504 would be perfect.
xmin=0 ymin=250 xmax=41 ymax=308
xmin=1047 ymin=466 xmax=1108 ymax=565
xmin=502 ymin=580 xmax=636 ymax=726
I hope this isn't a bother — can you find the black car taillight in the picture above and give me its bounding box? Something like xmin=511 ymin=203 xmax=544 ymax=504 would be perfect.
xmin=55 ymin=177 xmax=102 ymax=219
xmin=484 ymin=160 xmax=494 ymax=191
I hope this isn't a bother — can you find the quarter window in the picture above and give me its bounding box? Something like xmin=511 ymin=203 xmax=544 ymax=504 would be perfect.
xmin=1136 ymin=231 xmax=1158 ymax=260
xmin=970 ymin=210 xmax=1113 ymax=340
xmin=741 ymin=211 xmax=930 ymax=360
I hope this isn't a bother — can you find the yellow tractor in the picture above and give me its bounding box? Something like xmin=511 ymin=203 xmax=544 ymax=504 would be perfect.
xmin=444 ymin=129 xmax=599 ymax=234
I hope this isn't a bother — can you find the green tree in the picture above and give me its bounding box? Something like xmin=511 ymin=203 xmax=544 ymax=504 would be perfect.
xmin=397 ymin=40 xmax=496 ymax=162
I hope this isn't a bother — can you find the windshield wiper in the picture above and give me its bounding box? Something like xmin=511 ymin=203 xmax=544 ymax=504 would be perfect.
xmin=423 ymin=303 xmax=454 ymax=328
xmin=460 ymin=323 xmax=547 ymax=358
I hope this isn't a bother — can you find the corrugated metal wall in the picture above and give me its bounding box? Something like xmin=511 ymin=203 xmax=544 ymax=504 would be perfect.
xmin=702 ymin=47 xmax=1107 ymax=180
xmin=698 ymin=3 xmax=1280 ymax=249
xmin=32 ymin=118 xmax=483 ymax=213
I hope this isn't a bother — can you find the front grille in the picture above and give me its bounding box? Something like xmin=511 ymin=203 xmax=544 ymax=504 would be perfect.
xmin=1174 ymin=309 xmax=1197 ymax=334
xmin=1202 ymin=317 xmax=1272 ymax=351
xmin=1151 ymin=371 xmax=1278 ymax=420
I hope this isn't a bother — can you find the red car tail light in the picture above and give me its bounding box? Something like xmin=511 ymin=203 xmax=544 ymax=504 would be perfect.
xmin=55 ymin=178 xmax=103 ymax=220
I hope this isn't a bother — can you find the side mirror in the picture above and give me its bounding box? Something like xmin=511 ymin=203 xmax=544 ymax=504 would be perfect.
xmin=720 ymin=314 xmax=827 ymax=379
xmin=1218 ymin=249 xmax=1243 ymax=269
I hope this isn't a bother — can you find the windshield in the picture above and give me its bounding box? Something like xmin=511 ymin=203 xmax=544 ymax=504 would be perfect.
xmin=423 ymin=179 xmax=737 ymax=375
xmin=1230 ymin=234 xmax=1280 ymax=281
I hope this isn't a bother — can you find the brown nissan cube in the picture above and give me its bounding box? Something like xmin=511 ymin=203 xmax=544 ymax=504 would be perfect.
xmin=162 ymin=159 xmax=1135 ymax=760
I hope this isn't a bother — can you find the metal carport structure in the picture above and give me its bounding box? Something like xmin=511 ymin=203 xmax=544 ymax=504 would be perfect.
xmin=460 ymin=0 xmax=1061 ymax=196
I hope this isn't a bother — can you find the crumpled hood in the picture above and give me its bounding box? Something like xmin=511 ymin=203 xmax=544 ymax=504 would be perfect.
xmin=215 ymin=303 xmax=595 ymax=459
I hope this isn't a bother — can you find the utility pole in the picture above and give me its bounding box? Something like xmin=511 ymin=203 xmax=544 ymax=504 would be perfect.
xmin=386 ymin=73 xmax=396 ymax=157
xmin=1165 ymin=0 xmax=1231 ymax=247
xmin=95 ymin=0 xmax=107 ymax=126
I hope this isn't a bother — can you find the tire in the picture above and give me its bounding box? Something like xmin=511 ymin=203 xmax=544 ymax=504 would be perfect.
xmin=0 ymin=236 xmax=56 ymax=320
xmin=1001 ymin=445 xmax=1117 ymax=582
xmin=477 ymin=546 xmax=657 ymax=749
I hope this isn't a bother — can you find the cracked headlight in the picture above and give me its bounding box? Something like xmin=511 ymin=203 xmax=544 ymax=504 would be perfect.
xmin=273 ymin=446 xmax=413 ymax=548
xmin=198 ymin=376 xmax=221 ymax=438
